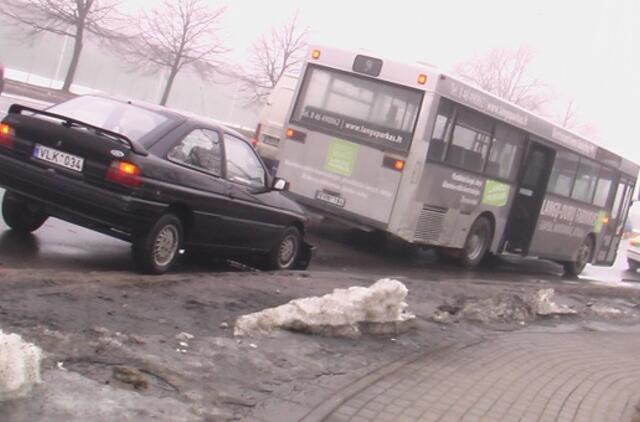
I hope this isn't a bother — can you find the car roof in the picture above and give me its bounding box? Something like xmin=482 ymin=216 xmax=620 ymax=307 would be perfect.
xmin=82 ymin=94 xmax=248 ymax=141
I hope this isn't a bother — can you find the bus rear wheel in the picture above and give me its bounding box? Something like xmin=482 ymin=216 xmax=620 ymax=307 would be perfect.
xmin=460 ymin=217 xmax=493 ymax=269
xmin=563 ymin=236 xmax=594 ymax=277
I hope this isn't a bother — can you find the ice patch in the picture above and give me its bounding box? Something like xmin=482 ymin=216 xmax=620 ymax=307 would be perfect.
xmin=0 ymin=329 xmax=43 ymax=401
xmin=234 ymin=278 xmax=416 ymax=337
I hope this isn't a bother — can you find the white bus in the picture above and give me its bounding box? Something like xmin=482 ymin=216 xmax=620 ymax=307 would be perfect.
xmin=276 ymin=45 xmax=639 ymax=275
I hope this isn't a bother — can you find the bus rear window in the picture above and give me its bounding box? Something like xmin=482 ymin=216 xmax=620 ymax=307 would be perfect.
xmin=291 ymin=65 xmax=423 ymax=153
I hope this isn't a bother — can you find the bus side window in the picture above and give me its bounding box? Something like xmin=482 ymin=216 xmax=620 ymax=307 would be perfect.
xmin=426 ymin=99 xmax=454 ymax=162
xmin=486 ymin=124 xmax=524 ymax=180
xmin=445 ymin=108 xmax=492 ymax=173
xmin=547 ymin=150 xmax=579 ymax=197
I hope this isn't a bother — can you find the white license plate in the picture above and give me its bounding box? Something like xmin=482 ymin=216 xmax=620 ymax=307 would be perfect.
xmin=33 ymin=144 xmax=84 ymax=172
xmin=315 ymin=190 xmax=345 ymax=207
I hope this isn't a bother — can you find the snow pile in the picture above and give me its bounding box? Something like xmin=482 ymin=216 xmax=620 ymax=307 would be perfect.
xmin=532 ymin=289 xmax=577 ymax=316
xmin=234 ymin=278 xmax=416 ymax=338
xmin=0 ymin=329 xmax=42 ymax=401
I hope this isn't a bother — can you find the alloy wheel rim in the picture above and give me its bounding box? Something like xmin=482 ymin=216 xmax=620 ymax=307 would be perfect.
xmin=153 ymin=225 xmax=179 ymax=267
xmin=279 ymin=235 xmax=297 ymax=267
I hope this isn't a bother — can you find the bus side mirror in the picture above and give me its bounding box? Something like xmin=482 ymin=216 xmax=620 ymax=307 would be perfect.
xmin=273 ymin=177 xmax=289 ymax=191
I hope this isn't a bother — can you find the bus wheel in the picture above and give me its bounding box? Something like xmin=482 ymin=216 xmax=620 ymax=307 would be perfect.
xmin=563 ymin=236 xmax=594 ymax=277
xmin=460 ymin=217 xmax=492 ymax=268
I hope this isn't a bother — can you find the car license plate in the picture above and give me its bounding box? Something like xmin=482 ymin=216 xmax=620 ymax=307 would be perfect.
xmin=315 ymin=190 xmax=345 ymax=207
xmin=33 ymin=144 xmax=84 ymax=172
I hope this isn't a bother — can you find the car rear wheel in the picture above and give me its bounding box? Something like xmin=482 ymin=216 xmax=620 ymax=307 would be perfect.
xmin=563 ymin=236 xmax=594 ymax=277
xmin=628 ymin=258 xmax=640 ymax=272
xmin=1 ymin=192 xmax=48 ymax=233
xmin=460 ymin=217 xmax=492 ymax=268
xmin=265 ymin=227 xmax=301 ymax=271
xmin=132 ymin=214 xmax=183 ymax=275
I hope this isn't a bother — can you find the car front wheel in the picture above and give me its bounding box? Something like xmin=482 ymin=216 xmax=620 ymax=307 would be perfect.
xmin=1 ymin=192 xmax=48 ymax=233
xmin=132 ymin=214 xmax=183 ymax=275
xmin=265 ymin=227 xmax=302 ymax=270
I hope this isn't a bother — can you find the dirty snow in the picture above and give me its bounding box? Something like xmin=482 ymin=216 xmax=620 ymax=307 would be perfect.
xmin=531 ymin=289 xmax=577 ymax=316
xmin=234 ymin=278 xmax=416 ymax=337
xmin=432 ymin=288 xmax=578 ymax=324
xmin=0 ymin=329 xmax=42 ymax=401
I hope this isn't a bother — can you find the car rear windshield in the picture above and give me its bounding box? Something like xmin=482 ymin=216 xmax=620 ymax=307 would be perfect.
xmin=291 ymin=64 xmax=423 ymax=153
xmin=47 ymin=96 xmax=170 ymax=146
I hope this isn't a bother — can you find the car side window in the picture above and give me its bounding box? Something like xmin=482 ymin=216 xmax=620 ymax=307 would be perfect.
xmin=168 ymin=129 xmax=222 ymax=176
xmin=224 ymin=134 xmax=266 ymax=188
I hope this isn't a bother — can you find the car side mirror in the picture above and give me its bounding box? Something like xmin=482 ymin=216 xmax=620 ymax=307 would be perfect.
xmin=272 ymin=177 xmax=289 ymax=191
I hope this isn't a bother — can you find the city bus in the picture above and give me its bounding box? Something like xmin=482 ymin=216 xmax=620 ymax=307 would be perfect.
xmin=276 ymin=45 xmax=639 ymax=275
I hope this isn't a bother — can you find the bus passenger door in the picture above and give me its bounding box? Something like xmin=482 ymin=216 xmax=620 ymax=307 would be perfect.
xmin=503 ymin=142 xmax=555 ymax=254
xmin=601 ymin=179 xmax=634 ymax=265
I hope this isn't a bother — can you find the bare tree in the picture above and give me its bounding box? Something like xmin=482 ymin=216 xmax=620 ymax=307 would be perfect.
xmin=0 ymin=0 xmax=121 ymax=93
xmin=453 ymin=45 xmax=551 ymax=112
xmin=553 ymin=97 xmax=600 ymax=140
xmin=119 ymin=0 xmax=227 ymax=106
xmin=240 ymin=13 xmax=309 ymax=104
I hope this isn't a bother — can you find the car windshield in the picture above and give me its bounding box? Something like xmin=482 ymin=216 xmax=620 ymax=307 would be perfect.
xmin=47 ymin=96 xmax=169 ymax=145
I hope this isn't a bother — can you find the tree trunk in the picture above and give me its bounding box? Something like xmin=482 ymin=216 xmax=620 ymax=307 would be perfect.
xmin=62 ymin=31 xmax=84 ymax=93
xmin=160 ymin=67 xmax=179 ymax=106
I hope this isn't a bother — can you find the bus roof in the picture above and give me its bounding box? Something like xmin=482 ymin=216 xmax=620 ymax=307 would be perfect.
xmin=307 ymin=44 xmax=639 ymax=178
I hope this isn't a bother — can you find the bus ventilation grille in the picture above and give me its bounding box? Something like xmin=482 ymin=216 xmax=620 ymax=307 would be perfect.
xmin=415 ymin=206 xmax=446 ymax=243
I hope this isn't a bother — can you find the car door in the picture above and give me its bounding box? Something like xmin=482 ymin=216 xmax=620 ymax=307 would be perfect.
xmin=218 ymin=133 xmax=286 ymax=250
xmin=161 ymin=127 xmax=230 ymax=248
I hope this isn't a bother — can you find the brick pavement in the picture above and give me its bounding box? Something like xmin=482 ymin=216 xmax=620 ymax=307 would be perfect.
xmin=305 ymin=328 xmax=640 ymax=422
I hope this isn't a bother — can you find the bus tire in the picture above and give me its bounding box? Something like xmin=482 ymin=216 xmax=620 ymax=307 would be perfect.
xmin=2 ymin=192 xmax=48 ymax=233
xmin=562 ymin=236 xmax=594 ymax=277
xmin=132 ymin=213 xmax=183 ymax=275
xmin=460 ymin=216 xmax=493 ymax=269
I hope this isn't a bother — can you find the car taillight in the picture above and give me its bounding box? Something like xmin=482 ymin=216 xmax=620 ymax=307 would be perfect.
xmin=630 ymin=236 xmax=640 ymax=247
xmin=0 ymin=123 xmax=15 ymax=149
xmin=106 ymin=160 xmax=142 ymax=188
xmin=251 ymin=123 xmax=262 ymax=147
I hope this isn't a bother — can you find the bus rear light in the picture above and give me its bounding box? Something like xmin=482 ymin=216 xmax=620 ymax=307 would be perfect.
xmin=286 ymin=128 xmax=306 ymax=142
xmin=383 ymin=156 xmax=405 ymax=172
xmin=418 ymin=74 xmax=428 ymax=85
xmin=0 ymin=123 xmax=15 ymax=148
xmin=106 ymin=160 xmax=142 ymax=188
xmin=311 ymin=49 xmax=321 ymax=59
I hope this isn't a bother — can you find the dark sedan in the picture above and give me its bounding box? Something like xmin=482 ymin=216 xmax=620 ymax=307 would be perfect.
xmin=0 ymin=95 xmax=312 ymax=274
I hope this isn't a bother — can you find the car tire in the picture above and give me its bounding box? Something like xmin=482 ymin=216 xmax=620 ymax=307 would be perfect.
xmin=264 ymin=227 xmax=302 ymax=271
xmin=628 ymin=258 xmax=640 ymax=272
xmin=132 ymin=214 xmax=183 ymax=275
xmin=563 ymin=236 xmax=594 ymax=277
xmin=1 ymin=192 xmax=48 ymax=233
xmin=460 ymin=216 xmax=492 ymax=269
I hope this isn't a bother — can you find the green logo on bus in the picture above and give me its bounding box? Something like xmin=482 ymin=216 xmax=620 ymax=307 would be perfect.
xmin=325 ymin=139 xmax=358 ymax=176
xmin=482 ymin=180 xmax=510 ymax=207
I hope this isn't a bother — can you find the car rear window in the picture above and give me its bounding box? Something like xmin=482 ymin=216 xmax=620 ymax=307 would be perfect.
xmin=47 ymin=96 xmax=169 ymax=145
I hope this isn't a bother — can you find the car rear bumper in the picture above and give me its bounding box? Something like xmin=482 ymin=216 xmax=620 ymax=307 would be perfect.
xmin=0 ymin=152 xmax=166 ymax=240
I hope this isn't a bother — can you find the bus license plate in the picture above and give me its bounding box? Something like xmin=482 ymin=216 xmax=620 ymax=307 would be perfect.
xmin=315 ymin=191 xmax=345 ymax=207
xmin=33 ymin=144 xmax=84 ymax=172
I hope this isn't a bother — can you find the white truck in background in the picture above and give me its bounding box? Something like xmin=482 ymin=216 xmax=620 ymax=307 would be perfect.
xmin=251 ymin=75 xmax=297 ymax=171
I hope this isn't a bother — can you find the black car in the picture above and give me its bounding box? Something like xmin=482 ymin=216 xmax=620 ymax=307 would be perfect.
xmin=0 ymin=95 xmax=312 ymax=274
